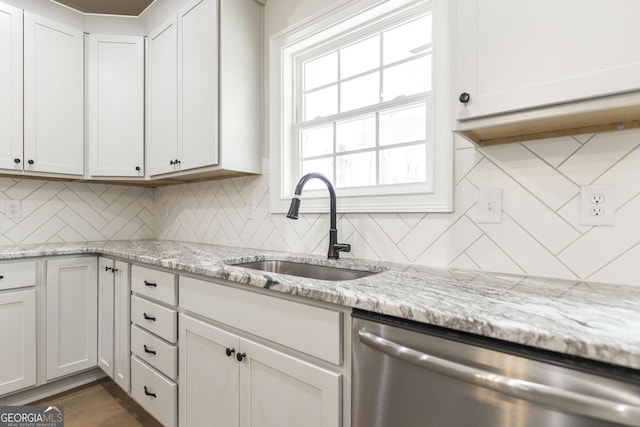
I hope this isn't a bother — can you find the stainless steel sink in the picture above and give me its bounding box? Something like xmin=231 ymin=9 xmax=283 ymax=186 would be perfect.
xmin=231 ymin=260 xmax=378 ymax=281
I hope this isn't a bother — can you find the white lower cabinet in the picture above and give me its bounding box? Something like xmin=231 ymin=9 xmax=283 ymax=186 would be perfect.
xmin=129 ymin=264 xmax=178 ymax=427
xmin=46 ymin=257 xmax=98 ymax=381
xmin=97 ymin=257 xmax=131 ymax=391
xmin=179 ymin=314 xmax=342 ymax=427
xmin=0 ymin=289 xmax=36 ymax=396
xmin=179 ymin=276 xmax=345 ymax=427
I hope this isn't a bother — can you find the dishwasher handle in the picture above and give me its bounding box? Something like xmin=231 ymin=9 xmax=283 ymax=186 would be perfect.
xmin=359 ymin=329 xmax=640 ymax=426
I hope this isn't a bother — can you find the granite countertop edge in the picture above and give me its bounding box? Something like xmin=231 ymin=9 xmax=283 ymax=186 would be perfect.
xmin=2 ymin=239 xmax=638 ymax=371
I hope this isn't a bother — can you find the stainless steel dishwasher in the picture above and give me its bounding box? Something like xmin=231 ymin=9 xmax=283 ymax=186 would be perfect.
xmin=352 ymin=310 xmax=640 ymax=427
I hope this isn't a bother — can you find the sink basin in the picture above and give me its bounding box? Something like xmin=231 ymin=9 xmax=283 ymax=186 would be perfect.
xmin=231 ymin=260 xmax=378 ymax=281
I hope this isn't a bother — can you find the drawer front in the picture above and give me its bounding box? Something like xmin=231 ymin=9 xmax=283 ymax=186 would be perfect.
xmin=131 ymin=265 xmax=177 ymax=305
xmin=131 ymin=296 xmax=177 ymax=343
xmin=0 ymin=261 xmax=36 ymax=291
xmin=131 ymin=325 xmax=177 ymax=380
xmin=131 ymin=356 xmax=177 ymax=427
xmin=181 ymin=276 xmax=343 ymax=365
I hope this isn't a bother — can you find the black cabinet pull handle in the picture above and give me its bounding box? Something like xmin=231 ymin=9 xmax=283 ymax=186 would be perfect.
xmin=143 ymin=386 xmax=157 ymax=398
xmin=27 ymin=159 xmax=34 ymax=165
xmin=175 ymin=159 xmax=181 ymax=164
xmin=236 ymin=352 xmax=246 ymax=362
xmin=14 ymin=158 xmax=20 ymax=164
xmin=170 ymin=160 xmax=175 ymax=165
xmin=144 ymin=345 xmax=157 ymax=355
xmin=144 ymin=280 xmax=157 ymax=287
xmin=112 ymin=268 xmax=118 ymax=273
xmin=459 ymin=92 xmax=471 ymax=103
xmin=225 ymin=347 xmax=235 ymax=357
xmin=105 ymin=266 xmax=112 ymax=272
xmin=143 ymin=313 xmax=156 ymax=321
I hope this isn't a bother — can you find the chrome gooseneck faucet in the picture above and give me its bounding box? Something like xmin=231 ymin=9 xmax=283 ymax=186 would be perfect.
xmin=286 ymin=172 xmax=351 ymax=259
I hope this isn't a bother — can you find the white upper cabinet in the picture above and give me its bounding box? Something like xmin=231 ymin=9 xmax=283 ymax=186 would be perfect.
xmin=147 ymin=15 xmax=179 ymax=176
xmin=24 ymin=12 xmax=84 ymax=175
xmin=147 ymin=0 xmax=219 ymax=176
xmin=87 ymin=34 xmax=144 ymax=177
xmin=178 ymin=0 xmax=219 ymax=172
xmin=455 ymin=0 xmax=640 ymax=122
xmin=0 ymin=2 xmax=22 ymax=172
xmin=146 ymin=0 xmax=262 ymax=179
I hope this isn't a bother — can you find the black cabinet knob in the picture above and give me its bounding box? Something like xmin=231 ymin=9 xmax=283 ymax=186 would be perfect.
xmin=104 ymin=266 xmax=112 ymax=272
xmin=236 ymin=352 xmax=246 ymax=362
xmin=225 ymin=347 xmax=235 ymax=357
xmin=27 ymin=159 xmax=34 ymax=165
xmin=459 ymin=92 xmax=471 ymax=103
xmin=135 ymin=166 xmax=141 ymax=171
xmin=14 ymin=158 xmax=20 ymax=164
xmin=0 ymin=275 xmax=4 ymax=279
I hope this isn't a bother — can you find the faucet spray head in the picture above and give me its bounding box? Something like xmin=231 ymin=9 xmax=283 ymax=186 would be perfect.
xmin=286 ymin=196 xmax=301 ymax=220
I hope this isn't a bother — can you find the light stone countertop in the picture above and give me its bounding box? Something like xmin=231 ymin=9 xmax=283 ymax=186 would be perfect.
xmin=2 ymin=239 xmax=639 ymax=370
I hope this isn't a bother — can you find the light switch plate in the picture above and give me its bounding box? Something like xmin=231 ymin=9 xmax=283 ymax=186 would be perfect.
xmin=477 ymin=189 xmax=502 ymax=224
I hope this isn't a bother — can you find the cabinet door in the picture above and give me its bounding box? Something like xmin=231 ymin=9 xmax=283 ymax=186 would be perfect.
xmin=455 ymin=0 xmax=640 ymax=120
xmin=178 ymin=0 xmax=219 ymax=171
xmin=23 ymin=12 xmax=84 ymax=175
xmin=46 ymin=257 xmax=98 ymax=381
xmin=97 ymin=257 xmax=114 ymax=377
xmin=239 ymin=339 xmax=342 ymax=427
xmin=179 ymin=314 xmax=239 ymax=427
xmin=0 ymin=289 xmax=36 ymax=396
xmin=147 ymin=16 xmax=179 ymax=176
xmin=0 ymin=2 xmax=22 ymax=172
xmin=88 ymin=34 xmax=144 ymax=177
xmin=113 ymin=260 xmax=131 ymax=392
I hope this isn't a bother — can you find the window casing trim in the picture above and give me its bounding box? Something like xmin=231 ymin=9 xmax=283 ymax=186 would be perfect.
xmin=270 ymin=0 xmax=453 ymax=213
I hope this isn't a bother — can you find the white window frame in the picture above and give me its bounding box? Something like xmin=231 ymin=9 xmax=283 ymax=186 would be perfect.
xmin=270 ymin=0 xmax=453 ymax=213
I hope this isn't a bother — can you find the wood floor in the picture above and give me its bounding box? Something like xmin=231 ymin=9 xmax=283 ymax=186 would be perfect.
xmin=32 ymin=378 xmax=162 ymax=427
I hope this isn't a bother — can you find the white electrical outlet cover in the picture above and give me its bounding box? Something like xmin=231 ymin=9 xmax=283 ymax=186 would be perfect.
xmin=580 ymin=186 xmax=615 ymax=226
xmin=477 ymin=189 xmax=503 ymax=224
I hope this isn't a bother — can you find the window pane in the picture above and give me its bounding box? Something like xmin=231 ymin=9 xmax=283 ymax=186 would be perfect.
xmin=336 ymin=152 xmax=376 ymax=188
xmin=380 ymin=144 xmax=426 ymax=185
xmin=302 ymin=158 xmax=334 ymax=190
xmin=340 ymin=36 xmax=380 ymax=79
xmin=340 ymin=72 xmax=379 ymax=112
xmin=336 ymin=115 xmax=376 ymax=153
xmin=382 ymin=56 xmax=431 ymax=101
xmin=304 ymin=85 xmax=338 ymax=120
xmin=301 ymin=125 xmax=334 ymax=158
xmin=383 ymin=15 xmax=431 ymax=65
xmin=380 ymin=103 xmax=426 ymax=146
xmin=304 ymin=52 xmax=338 ymax=91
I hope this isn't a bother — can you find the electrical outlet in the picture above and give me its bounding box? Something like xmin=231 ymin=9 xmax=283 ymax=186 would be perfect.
xmin=5 ymin=200 xmax=21 ymax=218
xmin=477 ymin=189 xmax=502 ymax=224
xmin=580 ymin=186 xmax=615 ymax=226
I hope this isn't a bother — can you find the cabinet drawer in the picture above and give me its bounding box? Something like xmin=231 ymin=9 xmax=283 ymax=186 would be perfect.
xmin=0 ymin=261 xmax=36 ymax=291
xmin=131 ymin=356 xmax=177 ymax=427
xmin=131 ymin=265 xmax=177 ymax=305
xmin=131 ymin=296 xmax=177 ymax=343
xmin=181 ymin=276 xmax=343 ymax=365
xmin=131 ymin=325 xmax=177 ymax=380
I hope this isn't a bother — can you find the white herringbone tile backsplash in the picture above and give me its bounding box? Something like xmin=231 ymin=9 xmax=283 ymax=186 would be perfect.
xmin=156 ymin=128 xmax=640 ymax=287
xmin=0 ymin=179 xmax=154 ymax=244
